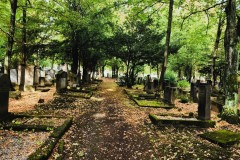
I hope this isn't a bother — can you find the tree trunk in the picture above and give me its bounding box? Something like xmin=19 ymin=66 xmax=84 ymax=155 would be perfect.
xmin=4 ymin=0 xmax=18 ymax=75
xmin=212 ymin=11 xmax=224 ymax=87
xmin=159 ymin=0 xmax=174 ymax=90
xmin=101 ymin=65 xmax=105 ymax=77
xmin=71 ymin=31 xmax=79 ymax=74
xmin=19 ymin=0 xmax=27 ymax=91
xmin=222 ymin=0 xmax=239 ymax=123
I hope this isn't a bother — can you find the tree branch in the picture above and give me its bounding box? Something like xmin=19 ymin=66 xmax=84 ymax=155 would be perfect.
xmin=205 ymin=10 xmax=209 ymax=35
xmin=181 ymin=1 xmax=227 ymax=29
xmin=0 ymin=27 xmax=12 ymax=38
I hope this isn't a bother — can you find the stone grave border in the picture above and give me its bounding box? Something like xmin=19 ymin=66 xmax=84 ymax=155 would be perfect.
xmin=124 ymin=89 xmax=175 ymax=109
xmin=0 ymin=113 xmax=72 ymax=159
xmin=149 ymin=114 xmax=216 ymax=128
xmin=199 ymin=130 xmax=240 ymax=147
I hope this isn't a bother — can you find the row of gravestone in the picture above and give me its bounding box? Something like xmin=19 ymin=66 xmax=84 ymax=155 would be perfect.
xmin=8 ymin=65 xmax=55 ymax=90
xmin=164 ymin=82 xmax=211 ymax=120
xmin=0 ymin=71 xmax=69 ymax=116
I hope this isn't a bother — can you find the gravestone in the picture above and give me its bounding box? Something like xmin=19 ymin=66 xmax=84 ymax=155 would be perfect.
xmin=40 ymin=70 xmax=45 ymax=78
xmin=198 ymin=83 xmax=211 ymax=120
xmin=163 ymin=80 xmax=170 ymax=90
xmin=10 ymin=69 xmax=18 ymax=84
xmin=146 ymin=82 xmax=154 ymax=94
xmin=56 ymin=70 xmax=68 ymax=93
xmin=18 ymin=65 xmax=35 ymax=91
xmin=190 ymin=83 xmax=198 ymax=102
xmin=144 ymin=75 xmax=154 ymax=93
xmin=33 ymin=66 xmax=40 ymax=85
xmin=0 ymin=74 xmax=10 ymax=116
xmin=68 ymin=72 xmax=76 ymax=87
xmin=45 ymin=73 xmax=53 ymax=86
xmin=38 ymin=70 xmax=46 ymax=87
xmin=48 ymin=69 xmax=55 ymax=79
xmin=164 ymin=86 xmax=176 ymax=105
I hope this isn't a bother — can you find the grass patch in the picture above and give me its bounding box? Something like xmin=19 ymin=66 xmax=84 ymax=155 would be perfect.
xmin=200 ymin=130 xmax=240 ymax=147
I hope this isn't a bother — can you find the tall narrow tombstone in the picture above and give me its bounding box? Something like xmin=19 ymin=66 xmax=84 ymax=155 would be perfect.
xmin=39 ymin=70 xmax=46 ymax=87
xmin=33 ymin=66 xmax=40 ymax=85
xmin=0 ymin=74 xmax=10 ymax=116
xmin=56 ymin=71 xmax=67 ymax=93
xmin=10 ymin=69 xmax=18 ymax=85
xmin=198 ymin=83 xmax=211 ymax=120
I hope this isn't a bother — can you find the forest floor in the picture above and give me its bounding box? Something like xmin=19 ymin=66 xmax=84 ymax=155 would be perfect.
xmin=2 ymin=78 xmax=240 ymax=159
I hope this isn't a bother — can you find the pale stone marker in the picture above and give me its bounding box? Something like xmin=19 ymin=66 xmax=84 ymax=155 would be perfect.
xmin=10 ymin=69 xmax=18 ymax=84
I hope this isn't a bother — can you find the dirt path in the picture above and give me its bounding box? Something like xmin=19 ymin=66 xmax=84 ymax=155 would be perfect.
xmin=48 ymin=78 xmax=240 ymax=160
xmin=57 ymin=78 xmax=158 ymax=159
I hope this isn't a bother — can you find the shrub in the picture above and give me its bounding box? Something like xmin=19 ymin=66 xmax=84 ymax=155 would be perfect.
xmin=179 ymin=95 xmax=189 ymax=103
xmin=177 ymin=80 xmax=190 ymax=90
xmin=164 ymin=70 xmax=177 ymax=83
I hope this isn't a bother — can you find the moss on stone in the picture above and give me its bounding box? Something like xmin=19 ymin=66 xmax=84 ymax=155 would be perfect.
xmin=200 ymin=130 xmax=240 ymax=147
xmin=149 ymin=114 xmax=216 ymax=128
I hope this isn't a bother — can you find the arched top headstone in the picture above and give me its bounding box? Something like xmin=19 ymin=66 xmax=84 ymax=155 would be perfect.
xmin=0 ymin=74 xmax=10 ymax=92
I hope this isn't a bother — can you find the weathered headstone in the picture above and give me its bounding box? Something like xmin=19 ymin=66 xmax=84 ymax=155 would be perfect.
xmin=33 ymin=66 xmax=40 ymax=85
xmin=68 ymin=72 xmax=76 ymax=87
xmin=0 ymin=74 xmax=10 ymax=116
xmin=45 ymin=73 xmax=53 ymax=86
xmin=48 ymin=69 xmax=55 ymax=79
xmin=144 ymin=75 xmax=154 ymax=93
xmin=146 ymin=82 xmax=154 ymax=94
xmin=190 ymin=83 xmax=198 ymax=102
xmin=163 ymin=80 xmax=170 ymax=90
xmin=164 ymin=86 xmax=176 ymax=105
xmin=56 ymin=70 xmax=68 ymax=93
xmin=10 ymin=69 xmax=18 ymax=84
xmin=40 ymin=70 xmax=45 ymax=77
xmin=198 ymin=83 xmax=211 ymax=120
xmin=18 ymin=65 xmax=35 ymax=91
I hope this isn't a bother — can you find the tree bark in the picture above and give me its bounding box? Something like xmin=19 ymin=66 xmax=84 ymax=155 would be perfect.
xmin=4 ymin=0 xmax=18 ymax=75
xmin=19 ymin=0 xmax=27 ymax=91
xmin=159 ymin=0 xmax=174 ymax=90
xmin=211 ymin=9 xmax=224 ymax=87
xmin=71 ymin=31 xmax=79 ymax=74
xmin=222 ymin=0 xmax=239 ymax=123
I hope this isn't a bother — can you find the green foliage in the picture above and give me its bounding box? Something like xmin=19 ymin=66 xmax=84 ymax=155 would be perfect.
xmin=178 ymin=95 xmax=189 ymax=103
xmin=164 ymin=70 xmax=177 ymax=82
xmin=222 ymin=93 xmax=239 ymax=124
xmin=177 ymin=80 xmax=190 ymax=90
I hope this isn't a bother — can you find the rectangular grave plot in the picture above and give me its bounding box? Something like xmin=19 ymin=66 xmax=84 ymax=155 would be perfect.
xmin=200 ymin=130 xmax=240 ymax=147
